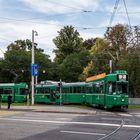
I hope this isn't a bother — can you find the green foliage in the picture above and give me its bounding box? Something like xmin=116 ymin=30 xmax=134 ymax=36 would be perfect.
xmin=0 ymin=39 xmax=52 ymax=84
xmin=53 ymin=25 xmax=83 ymax=64
xmin=59 ymin=51 xmax=90 ymax=82
xmin=80 ymin=38 xmax=110 ymax=79
xmin=118 ymin=48 xmax=140 ymax=97
xmin=83 ymin=38 xmax=96 ymax=50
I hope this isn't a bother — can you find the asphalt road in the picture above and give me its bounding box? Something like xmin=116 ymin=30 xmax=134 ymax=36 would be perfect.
xmin=0 ymin=109 xmax=140 ymax=140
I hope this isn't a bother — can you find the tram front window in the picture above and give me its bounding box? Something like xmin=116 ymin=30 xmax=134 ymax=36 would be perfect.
xmin=117 ymin=83 xmax=128 ymax=94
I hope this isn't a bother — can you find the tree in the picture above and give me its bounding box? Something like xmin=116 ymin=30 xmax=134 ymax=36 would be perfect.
xmin=79 ymin=60 xmax=94 ymax=81
xmin=53 ymin=25 xmax=83 ymax=64
xmin=0 ymin=39 xmax=53 ymax=84
xmin=83 ymin=38 xmax=97 ymax=50
xmin=104 ymin=24 xmax=131 ymax=68
xmin=118 ymin=47 xmax=140 ymax=97
xmin=58 ymin=50 xmax=90 ymax=82
xmin=80 ymin=38 xmax=110 ymax=79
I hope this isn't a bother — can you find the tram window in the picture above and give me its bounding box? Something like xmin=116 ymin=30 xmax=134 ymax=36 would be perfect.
xmin=36 ymin=88 xmax=40 ymax=94
xmin=62 ymin=88 xmax=66 ymax=93
xmin=100 ymin=84 xmax=103 ymax=93
xmin=0 ymin=88 xmax=4 ymax=94
xmin=73 ymin=87 xmax=81 ymax=93
xmin=108 ymin=82 xmax=116 ymax=94
xmin=82 ymin=87 xmax=86 ymax=93
xmin=73 ymin=87 xmax=76 ymax=93
xmin=77 ymin=87 xmax=81 ymax=93
xmin=117 ymin=83 xmax=128 ymax=94
xmin=77 ymin=87 xmax=82 ymax=93
xmin=93 ymin=84 xmax=96 ymax=93
xmin=70 ymin=87 xmax=72 ymax=93
xmin=95 ymin=83 xmax=100 ymax=93
xmin=20 ymin=88 xmax=26 ymax=95
xmin=2 ymin=89 xmax=12 ymax=94
xmin=87 ymin=87 xmax=92 ymax=93
xmin=40 ymin=88 xmax=45 ymax=93
xmin=44 ymin=88 xmax=50 ymax=93
xmin=64 ymin=88 xmax=69 ymax=93
xmin=56 ymin=87 xmax=59 ymax=93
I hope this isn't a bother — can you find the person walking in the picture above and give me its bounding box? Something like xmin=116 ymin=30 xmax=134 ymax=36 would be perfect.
xmin=8 ymin=92 xmax=12 ymax=110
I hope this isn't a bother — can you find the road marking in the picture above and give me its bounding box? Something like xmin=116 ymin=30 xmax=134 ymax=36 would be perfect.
xmin=118 ymin=113 xmax=132 ymax=117
xmin=135 ymin=115 xmax=140 ymax=117
xmin=12 ymin=116 xmax=70 ymax=121
xmin=0 ymin=118 xmax=120 ymax=126
xmin=131 ymin=113 xmax=140 ymax=115
xmin=60 ymin=130 xmax=106 ymax=136
xmin=0 ymin=118 xmax=140 ymax=128
xmin=101 ymin=117 xmax=131 ymax=121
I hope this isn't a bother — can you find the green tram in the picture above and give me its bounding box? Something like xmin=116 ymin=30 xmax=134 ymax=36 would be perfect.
xmin=0 ymin=70 xmax=129 ymax=110
xmin=0 ymin=83 xmax=28 ymax=103
xmin=34 ymin=70 xmax=129 ymax=109
xmin=85 ymin=70 xmax=129 ymax=109
xmin=35 ymin=82 xmax=87 ymax=104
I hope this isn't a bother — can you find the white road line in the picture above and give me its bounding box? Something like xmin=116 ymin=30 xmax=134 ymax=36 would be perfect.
xmin=101 ymin=117 xmax=131 ymax=121
xmin=60 ymin=130 xmax=106 ymax=136
xmin=118 ymin=113 xmax=132 ymax=117
xmin=0 ymin=118 xmax=120 ymax=127
xmin=135 ymin=115 xmax=140 ymax=117
xmin=0 ymin=118 xmax=140 ymax=128
xmin=12 ymin=116 xmax=71 ymax=121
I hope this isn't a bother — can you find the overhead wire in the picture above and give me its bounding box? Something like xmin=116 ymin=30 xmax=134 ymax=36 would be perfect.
xmin=123 ymin=0 xmax=131 ymax=28
xmin=46 ymin=0 xmax=87 ymax=11
xmin=108 ymin=0 xmax=120 ymax=27
xmin=0 ymin=16 xmax=108 ymax=31
xmin=0 ymin=11 xmax=83 ymax=21
xmin=122 ymin=0 xmax=136 ymax=47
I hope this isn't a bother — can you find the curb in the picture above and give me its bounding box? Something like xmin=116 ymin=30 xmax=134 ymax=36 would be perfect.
xmin=0 ymin=108 xmax=96 ymax=115
xmin=33 ymin=110 xmax=96 ymax=115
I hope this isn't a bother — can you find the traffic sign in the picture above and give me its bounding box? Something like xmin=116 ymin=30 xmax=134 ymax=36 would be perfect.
xmin=31 ymin=64 xmax=38 ymax=76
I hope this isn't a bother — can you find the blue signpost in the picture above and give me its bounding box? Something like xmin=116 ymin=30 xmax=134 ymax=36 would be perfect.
xmin=31 ymin=64 xmax=38 ymax=76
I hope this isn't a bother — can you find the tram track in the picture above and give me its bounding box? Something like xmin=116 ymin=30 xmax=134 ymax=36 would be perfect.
xmin=130 ymin=131 xmax=140 ymax=140
xmin=97 ymin=111 xmax=140 ymax=140
xmin=98 ymin=119 xmax=125 ymax=140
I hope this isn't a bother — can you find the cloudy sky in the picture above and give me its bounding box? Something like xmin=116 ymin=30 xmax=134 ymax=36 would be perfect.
xmin=0 ymin=0 xmax=140 ymax=60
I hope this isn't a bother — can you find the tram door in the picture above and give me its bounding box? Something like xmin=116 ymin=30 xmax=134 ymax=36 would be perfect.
xmin=50 ymin=89 xmax=57 ymax=104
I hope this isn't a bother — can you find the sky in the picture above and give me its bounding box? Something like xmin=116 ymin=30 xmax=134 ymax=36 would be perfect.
xmin=0 ymin=0 xmax=140 ymax=60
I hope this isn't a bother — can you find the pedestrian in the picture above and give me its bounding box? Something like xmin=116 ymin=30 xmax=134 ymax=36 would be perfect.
xmin=8 ymin=92 xmax=12 ymax=110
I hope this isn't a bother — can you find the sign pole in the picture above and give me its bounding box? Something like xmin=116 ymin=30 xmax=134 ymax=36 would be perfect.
xmin=109 ymin=60 xmax=113 ymax=74
xmin=31 ymin=30 xmax=35 ymax=105
xmin=60 ymin=79 xmax=62 ymax=106
xmin=31 ymin=30 xmax=38 ymax=105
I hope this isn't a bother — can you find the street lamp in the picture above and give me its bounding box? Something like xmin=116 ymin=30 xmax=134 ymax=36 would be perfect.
xmin=31 ymin=30 xmax=38 ymax=105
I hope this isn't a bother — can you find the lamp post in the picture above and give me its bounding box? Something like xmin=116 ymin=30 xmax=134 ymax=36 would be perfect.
xmin=31 ymin=30 xmax=38 ymax=105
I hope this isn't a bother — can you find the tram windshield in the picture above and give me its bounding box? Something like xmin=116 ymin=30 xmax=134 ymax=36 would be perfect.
xmin=117 ymin=82 xmax=128 ymax=94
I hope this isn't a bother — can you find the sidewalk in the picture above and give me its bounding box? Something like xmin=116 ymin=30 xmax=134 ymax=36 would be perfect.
xmin=0 ymin=105 xmax=96 ymax=115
